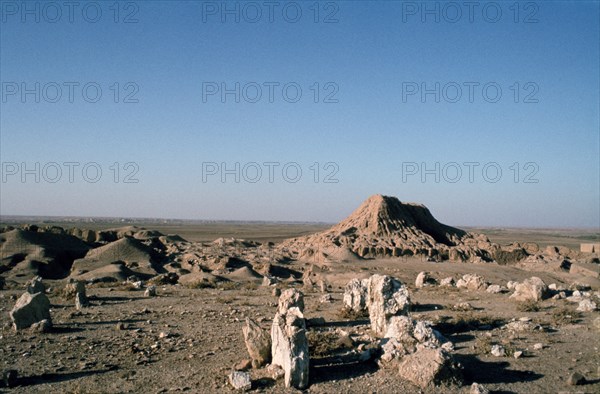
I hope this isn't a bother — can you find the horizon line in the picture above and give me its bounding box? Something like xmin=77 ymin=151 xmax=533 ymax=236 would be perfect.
xmin=0 ymin=214 xmax=598 ymax=232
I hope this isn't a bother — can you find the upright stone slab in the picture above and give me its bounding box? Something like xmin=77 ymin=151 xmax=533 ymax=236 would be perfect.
xmin=271 ymin=306 xmax=309 ymax=389
xmin=343 ymin=278 xmax=369 ymax=313
xmin=65 ymin=279 xmax=86 ymax=299
xmin=75 ymin=291 xmax=89 ymax=310
xmin=366 ymin=275 xmax=410 ymax=337
xmin=277 ymin=288 xmax=304 ymax=314
xmin=243 ymin=318 xmax=271 ymax=368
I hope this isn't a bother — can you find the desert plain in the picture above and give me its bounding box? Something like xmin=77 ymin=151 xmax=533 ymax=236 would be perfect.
xmin=0 ymin=195 xmax=599 ymax=393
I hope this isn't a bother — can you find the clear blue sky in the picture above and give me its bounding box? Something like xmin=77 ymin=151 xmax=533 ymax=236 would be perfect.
xmin=1 ymin=0 xmax=599 ymax=228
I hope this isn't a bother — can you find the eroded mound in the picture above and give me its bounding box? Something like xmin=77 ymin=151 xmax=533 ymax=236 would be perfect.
xmin=281 ymin=195 xmax=468 ymax=258
xmin=0 ymin=228 xmax=90 ymax=279
xmin=280 ymin=195 xmax=519 ymax=263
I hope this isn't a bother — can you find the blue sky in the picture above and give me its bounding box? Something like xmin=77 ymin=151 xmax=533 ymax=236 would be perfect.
xmin=1 ymin=0 xmax=599 ymax=228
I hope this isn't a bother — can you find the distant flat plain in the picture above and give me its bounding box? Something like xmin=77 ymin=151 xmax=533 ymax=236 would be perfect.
xmin=1 ymin=217 xmax=598 ymax=249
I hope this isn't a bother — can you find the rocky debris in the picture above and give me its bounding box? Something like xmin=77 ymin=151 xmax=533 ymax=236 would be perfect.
xmin=491 ymin=344 xmax=506 ymax=357
xmin=380 ymin=316 xmax=449 ymax=362
xmin=470 ymin=382 xmax=490 ymax=394
xmin=127 ymin=277 xmax=145 ymax=290
xmin=319 ymin=294 xmax=333 ymax=303
xmin=271 ymin=306 xmax=309 ymax=389
xmin=374 ymin=284 xmax=460 ymax=388
xmin=30 ymin=319 xmax=52 ymax=333
xmin=228 ymin=370 xmax=251 ymax=390
xmin=243 ymin=318 xmax=271 ymax=368
xmin=144 ymin=285 xmax=157 ymax=297
xmin=486 ymin=284 xmax=503 ymax=294
xmin=456 ymin=274 xmax=487 ymax=291
xmin=343 ymin=278 xmax=368 ymax=313
xmin=569 ymin=283 xmax=591 ymax=291
xmin=566 ymin=291 xmax=584 ymax=303
xmin=507 ymin=281 xmax=518 ymax=290
xmin=513 ymin=351 xmax=523 ymax=359
xmin=510 ymin=277 xmax=549 ymax=302
xmin=576 ymin=299 xmax=597 ymax=312
xmin=552 ymin=291 xmax=567 ymax=300
xmin=397 ymin=348 xmax=462 ymax=389
xmin=262 ymin=276 xmax=278 ymax=287
xmin=10 ymin=292 xmax=52 ymax=330
xmin=2 ymin=370 xmax=18 ymax=388
xmin=440 ymin=277 xmax=455 ymax=287
xmin=128 ymin=277 xmax=145 ymax=290
xmin=277 ymin=288 xmax=304 ymax=314
xmin=567 ymin=372 xmax=586 ymax=386
xmin=159 ymin=331 xmax=171 ymax=339
xmin=533 ymin=343 xmax=544 ymax=350
xmin=26 ymin=276 xmax=45 ymax=294
xmin=149 ymin=272 xmax=179 ymax=285
xmin=452 ymin=302 xmax=474 ymax=311
xmin=267 ymin=364 xmax=285 ymax=380
xmin=415 ymin=271 xmax=437 ymax=288
xmin=272 ymin=288 xmax=281 ymax=297
xmin=553 ymin=283 xmax=575 ymax=293
xmin=367 ymin=275 xmax=411 ymax=337
xmin=504 ymin=319 xmax=535 ymax=332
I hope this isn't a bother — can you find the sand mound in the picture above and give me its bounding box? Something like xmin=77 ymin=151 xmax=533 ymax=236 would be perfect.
xmin=295 ymin=245 xmax=362 ymax=264
xmin=223 ymin=266 xmax=263 ymax=281
xmin=133 ymin=229 xmax=164 ymax=240
xmin=0 ymin=228 xmax=90 ymax=279
xmin=71 ymin=237 xmax=162 ymax=277
xmin=69 ymin=228 xmax=100 ymax=243
xmin=71 ymin=262 xmax=136 ymax=282
xmin=84 ymin=237 xmax=158 ymax=263
xmin=104 ymin=226 xmax=163 ymax=240
xmin=178 ymin=271 xmax=224 ymax=286
xmin=69 ymin=226 xmax=163 ymax=245
xmin=159 ymin=235 xmax=188 ymax=244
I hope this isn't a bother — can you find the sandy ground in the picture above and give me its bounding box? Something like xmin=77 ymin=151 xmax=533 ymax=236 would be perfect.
xmin=1 ymin=251 xmax=599 ymax=394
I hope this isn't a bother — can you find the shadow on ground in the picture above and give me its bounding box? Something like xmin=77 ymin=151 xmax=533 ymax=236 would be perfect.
xmin=310 ymin=360 xmax=379 ymax=384
xmin=316 ymin=319 xmax=370 ymax=328
xmin=411 ymin=303 xmax=445 ymax=312
xmin=435 ymin=317 xmax=506 ymax=334
xmin=49 ymin=326 xmax=85 ymax=334
xmin=14 ymin=368 xmax=114 ymax=387
xmin=253 ymin=377 xmax=276 ymax=390
xmin=449 ymin=333 xmax=475 ymax=344
xmin=456 ymin=354 xmax=543 ymax=385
